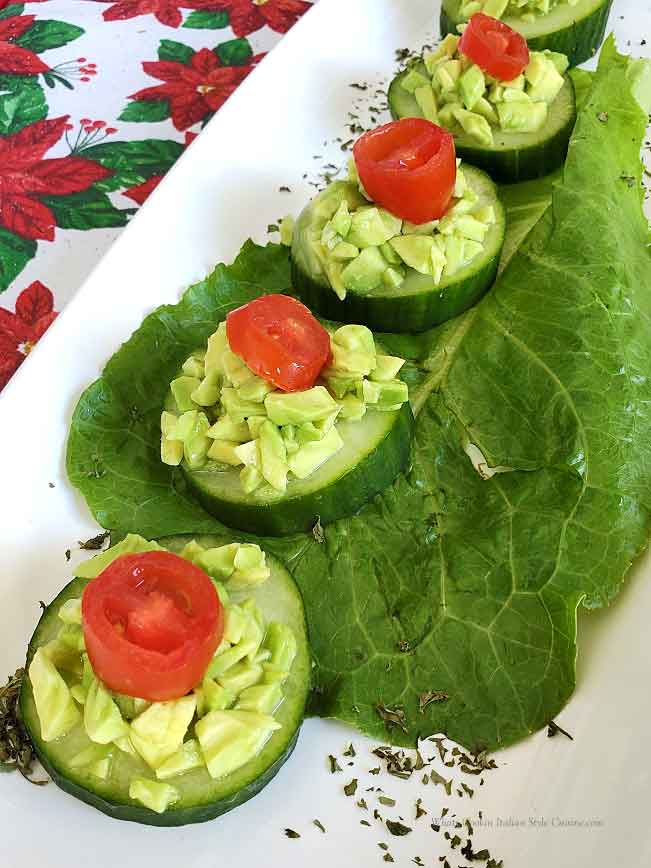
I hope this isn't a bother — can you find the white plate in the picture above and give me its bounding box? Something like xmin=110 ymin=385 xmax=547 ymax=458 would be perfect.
xmin=1 ymin=1 xmax=650 ymax=865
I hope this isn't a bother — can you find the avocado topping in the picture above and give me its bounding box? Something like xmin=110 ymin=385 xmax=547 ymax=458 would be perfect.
xmin=161 ymin=323 xmax=409 ymax=495
xmin=458 ymin=0 xmax=581 ymax=22
xmin=27 ymin=535 xmax=298 ymax=815
xmin=400 ymin=34 xmax=569 ymax=145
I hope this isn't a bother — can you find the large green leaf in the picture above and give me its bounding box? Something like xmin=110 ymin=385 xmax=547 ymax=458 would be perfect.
xmin=0 ymin=75 xmax=46 ymax=136
xmin=0 ymin=228 xmax=36 ymax=292
xmin=15 ymin=20 xmax=84 ymax=53
xmin=42 ymin=190 xmax=132 ymax=231
xmin=80 ymin=140 xmax=184 ymax=193
xmin=66 ymin=43 xmax=651 ymax=751
xmin=118 ymin=100 xmax=170 ymax=124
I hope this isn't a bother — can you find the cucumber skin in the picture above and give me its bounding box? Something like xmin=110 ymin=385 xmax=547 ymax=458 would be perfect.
xmin=184 ymin=402 xmax=415 ymax=536
xmin=293 ymin=249 xmax=500 ymax=334
xmin=20 ymin=563 xmax=309 ymax=827
xmin=387 ymin=72 xmax=576 ymax=184
xmin=440 ymin=0 xmax=613 ymax=68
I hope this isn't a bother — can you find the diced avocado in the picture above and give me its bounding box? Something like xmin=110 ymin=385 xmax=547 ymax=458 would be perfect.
xmin=383 ymin=266 xmax=405 ymax=290
xmin=360 ymin=379 xmax=381 ymax=404
xmin=436 ymin=59 xmax=462 ymax=92
xmin=321 ymin=220 xmax=341 ymax=251
xmin=502 ymin=87 xmax=531 ymax=103
xmin=324 ymin=375 xmax=359 ymax=399
xmin=28 ymin=648 xmax=81 ymax=742
xmin=279 ymin=214 xmax=294 ymax=246
xmin=220 ymin=388 xmax=265 ymax=422
xmin=443 ymin=235 xmax=466 ymax=277
xmin=195 ymin=710 xmax=281 ymax=780
xmin=247 ymin=416 xmax=266 ymax=438
xmin=527 ymin=63 xmax=565 ymax=104
xmin=179 ymin=538 xmax=205 ymax=564
xmin=167 ymin=410 xmax=198 ymax=443
xmin=424 ymin=34 xmax=459 ymax=75
xmin=461 ymin=239 xmax=484 ymax=265
xmin=112 ymin=693 xmax=151 ymax=721
xmin=212 ymin=581 xmax=230 ymax=607
xmin=161 ymin=410 xmax=179 ymax=439
xmin=265 ymin=386 xmax=338 ymax=425
xmin=339 ymin=394 xmax=366 ymax=421
xmin=181 ymin=355 xmax=205 ymax=379
xmin=222 ymin=349 xmax=254 ymax=388
xmin=371 ymin=354 xmax=406 ymax=382
xmin=130 ymin=695 xmax=196 ymax=769
xmin=84 ymin=678 xmax=129 ymax=744
xmin=58 ymin=597 xmax=82 ymax=626
xmin=161 ymin=435 xmax=183 ymax=466
xmin=390 ymin=235 xmax=443 ymax=279
xmin=446 ymin=214 xmax=488 ymax=243
xmin=202 ymin=678 xmax=235 ymax=713
xmin=129 ymin=778 xmax=179 ymax=813
xmin=69 ymin=743 xmax=112 ymax=771
xmin=237 ymin=375 xmax=274 ymax=403
xmin=184 ymin=412 xmax=211 ymax=469
xmin=204 ymin=323 xmax=228 ymax=380
xmin=235 ymin=683 xmax=283 ymax=715
xmin=258 ymin=420 xmax=287 ymax=492
xmin=57 ymin=623 xmax=84 ymax=652
xmin=234 ymin=439 xmax=260 ymax=468
xmin=488 ymin=83 xmax=504 ymax=103
xmin=472 ymin=96 xmax=498 ymax=124
xmin=483 ymin=0 xmax=508 ymax=17
xmin=497 ymin=100 xmax=548 ymax=132
xmin=341 ymin=247 xmax=387 ymax=293
xmin=207 ymin=415 xmax=250 ymax=442
xmin=296 ymin=422 xmax=322 ymax=446
xmin=379 ymin=240 xmax=403 ymax=264
xmin=207 ymin=439 xmax=244 ymax=466
xmin=155 ymin=738 xmax=204 ymax=780
xmin=240 ymin=465 xmax=263 ymax=494
xmin=331 ymin=200 xmax=352 ymax=237
xmin=375 ymin=380 xmax=409 ymax=409
xmin=217 ymin=661 xmax=263 ymax=694
xmin=459 ymin=64 xmax=485 ymax=110
xmin=73 ymin=534 xmax=164 ymax=580
xmin=347 ymin=207 xmax=402 ymax=249
xmin=42 ymin=639 xmax=83 ymax=677
xmin=230 ymin=544 xmax=271 ymax=590
xmin=542 ymin=50 xmax=570 ymax=77
xmin=325 ymin=259 xmax=346 ymax=300
xmin=262 ymin=662 xmax=288 ymax=685
xmin=331 ymin=241 xmax=359 ymax=261
xmin=502 ymin=73 xmax=525 ymax=91
xmin=288 ymin=425 xmax=344 ymax=479
xmin=191 ymin=375 xmax=220 ymax=408
xmin=208 ymin=642 xmax=252 ymax=679
xmin=171 ymin=376 xmax=200 ymax=412
xmin=474 ymin=205 xmax=496 ymax=225
xmin=264 ymin=623 xmax=297 ymax=672
xmin=197 ymin=543 xmax=238 ymax=579
xmin=223 ymin=604 xmax=247 ymax=644
xmin=453 ymin=108 xmax=493 ymax=146
xmin=401 ymin=68 xmax=431 ymax=94
xmin=414 ymin=85 xmax=438 ymax=123
xmin=114 ymin=735 xmax=137 ymax=756
xmin=438 ymin=101 xmax=463 ymax=128
xmin=281 ymin=425 xmax=299 ymax=455
xmin=334 ymin=323 xmax=375 ymax=356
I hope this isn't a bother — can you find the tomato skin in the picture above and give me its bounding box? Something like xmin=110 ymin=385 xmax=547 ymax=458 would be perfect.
xmin=226 ymin=294 xmax=331 ymax=392
xmin=82 ymin=552 xmax=223 ymax=702
xmin=459 ymin=13 xmax=530 ymax=82
xmin=353 ymin=118 xmax=456 ymax=224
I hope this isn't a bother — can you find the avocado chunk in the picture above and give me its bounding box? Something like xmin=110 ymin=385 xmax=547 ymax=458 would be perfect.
xmin=288 ymin=425 xmax=344 ymax=479
xmin=258 ymin=420 xmax=288 ymax=492
xmin=459 ymin=64 xmax=485 ymax=111
xmin=347 ymin=207 xmax=402 ymax=249
xmin=341 ymin=246 xmax=387 ymax=293
xmin=129 ymin=778 xmax=179 ymax=813
xmin=195 ymin=709 xmax=281 ymax=780
xmin=28 ymin=648 xmax=81 ymax=742
xmin=265 ymin=386 xmax=338 ymax=425
xmin=130 ymin=695 xmax=196 ymax=770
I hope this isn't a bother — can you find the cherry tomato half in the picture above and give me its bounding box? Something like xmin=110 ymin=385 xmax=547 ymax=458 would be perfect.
xmin=459 ymin=13 xmax=529 ymax=82
xmin=82 ymin=551 xmax=223 ymax=702
xmin=352 ymin=118 xmax=456 ymax=224
xmin=226 ymin=294 xmax=331 ymax=392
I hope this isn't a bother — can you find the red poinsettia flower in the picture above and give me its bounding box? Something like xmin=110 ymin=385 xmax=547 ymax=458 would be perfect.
xmin=0 ymin=115 xmax=112 ymax=242
xmin=130 ymin=48 xmax=263 ymax=131
xmin=0 ymin=281 xmax=57 ymax=391
xmin=0 ymin=13 xmax=50 ymax=75
xmin=186 ymin=0 xmax=312 ymax=37
xmin=123 ymin=132 xmax=197 ymax=204
xmin=102 ymin=0 xmax=189 ymax=28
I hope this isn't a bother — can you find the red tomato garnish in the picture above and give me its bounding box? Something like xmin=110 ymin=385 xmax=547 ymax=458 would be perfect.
xmin=459 ymin=13 xmax=529 ymax=82
xmin=226 ymin=294 xmax=331 ymax=392
xmin=352 ymin=118 xmax=456 ymax=224
xmin=81 ymin=551 xmax=223 ymax=702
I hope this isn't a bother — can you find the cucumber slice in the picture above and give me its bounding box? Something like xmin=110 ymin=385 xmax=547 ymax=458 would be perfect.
xmin=183 ymin=403 xmax=414 ymax=536
xmin=440 ymin=0 xmax=613 ymax=67
xmin=291 ymin=166 xmax=505 ymax=333
xmin=20 ymin=538 xmax=310 ymax=827
xmin=388 ymin=66 xmax=576 ymax=183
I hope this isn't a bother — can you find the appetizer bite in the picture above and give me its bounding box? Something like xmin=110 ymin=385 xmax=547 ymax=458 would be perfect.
xmin=20 ymin=535 xmax=310 ymax=825
xmin=389 ymin=16 xmax=576 ymax=182
xmin=440 ymin=0 xmax=613 ymax=67
xmin=292 ymin=118 xmax=505 ymax=332
xmin=161 ymin=295 xmax=414 ymax=535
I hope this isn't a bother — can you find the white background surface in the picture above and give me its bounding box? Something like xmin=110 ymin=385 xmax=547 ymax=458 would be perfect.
xmin=1 ymin=1 xmax=651 ymax=865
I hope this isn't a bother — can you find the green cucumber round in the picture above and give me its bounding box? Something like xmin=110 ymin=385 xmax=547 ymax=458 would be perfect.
xmin=388 ymin=67 xmax=576 ymax=183
xmin=183 ymin=403 xmax=414 ymax=536
xmin=20 ymin=538 xmax=310 ymax=827
xmin=440 ymin=0 xmax=613 ymax=67
xmin=291 ymin=166 xmax=505 ymax=333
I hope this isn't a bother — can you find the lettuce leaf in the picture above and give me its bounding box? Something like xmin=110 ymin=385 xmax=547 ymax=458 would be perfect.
xmin=67 ymin=40 xmax=651 ymax=751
